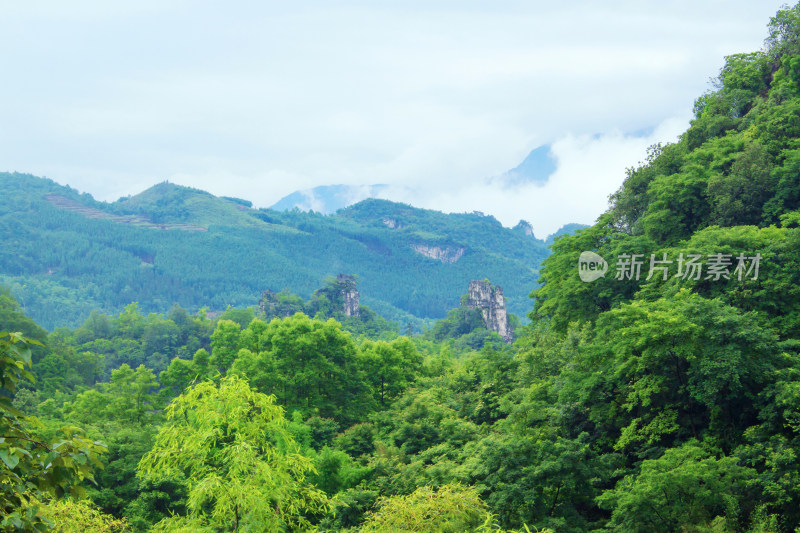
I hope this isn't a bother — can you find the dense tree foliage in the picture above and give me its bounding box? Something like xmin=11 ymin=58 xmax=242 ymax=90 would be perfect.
xmin=1 ymin=332 xmax=107 ymax=532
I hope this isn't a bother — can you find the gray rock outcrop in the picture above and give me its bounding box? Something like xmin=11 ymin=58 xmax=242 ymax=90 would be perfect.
xmin=337 ymin=274 xmax=360 ymax=317
xmin=465 ymin=280 xmax=513 ymax=342
xmin=382 ymin=217 xmax=401 ymax=229
xmin=411 ymin=243 xmax=465 ymax=263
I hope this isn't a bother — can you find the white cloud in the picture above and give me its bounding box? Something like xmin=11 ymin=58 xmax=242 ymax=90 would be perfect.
xmin=0 ymin=0 xmax=788 ymax=232
xmin=384 ymin=115 xmax=689 ymax=237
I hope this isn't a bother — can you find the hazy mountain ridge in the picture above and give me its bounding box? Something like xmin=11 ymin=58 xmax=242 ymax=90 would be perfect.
xmin=0 ymin=173 xmax=580 ymax=330
xmin=268 ymin=144 xmax=558 ymax=217
xmin=270 ymin=184 xmax=392 ymax=214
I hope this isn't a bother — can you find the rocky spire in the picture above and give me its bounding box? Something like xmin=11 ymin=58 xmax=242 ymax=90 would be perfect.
xmin=465 ymin=280 xmax=513 ymax=342
xmin=337 ymin=274 xmax=360 ymax=317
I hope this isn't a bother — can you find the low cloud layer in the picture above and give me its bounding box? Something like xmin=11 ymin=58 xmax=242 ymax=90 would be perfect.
xmin=0 ymin=1 xmax=787 ymax=233
xmin=390 ymin=117 xmax=690 ymax=237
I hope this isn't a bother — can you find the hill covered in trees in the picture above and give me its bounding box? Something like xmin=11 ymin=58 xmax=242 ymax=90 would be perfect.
xmin=0 ymin=173 xmax=564 ymax=330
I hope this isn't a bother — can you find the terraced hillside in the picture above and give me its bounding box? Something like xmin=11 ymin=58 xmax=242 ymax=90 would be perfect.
xmin=45 ymin=194 xmax=208 ymax=231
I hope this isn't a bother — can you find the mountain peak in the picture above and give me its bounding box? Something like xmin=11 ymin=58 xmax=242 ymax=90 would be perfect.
xmin=115 ymin=181 xmax=257 ymax=227
xmin=122 ymin=181 xmax=211 ymax=203
xmin=270 ymin=184 xmax=391 ymax=214
xmin=498 ymin=145 xmax=557 ymax=187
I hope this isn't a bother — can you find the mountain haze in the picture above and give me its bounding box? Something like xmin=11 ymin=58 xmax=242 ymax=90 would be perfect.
xmin=270 ymin=184 xmax=392 ymax=214
xmin=268 ymin=145 xmax=558 ymax=218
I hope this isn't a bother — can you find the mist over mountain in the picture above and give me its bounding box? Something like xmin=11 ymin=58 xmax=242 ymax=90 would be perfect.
xmin=494 ymin=145 xmax=557 ymax=187
xmin=270 ymin=184 xmax=392 ymax=214
xmin=267 ymin=145 xmax=573 ymax=242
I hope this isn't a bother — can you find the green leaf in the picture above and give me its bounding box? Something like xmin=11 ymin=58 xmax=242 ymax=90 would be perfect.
xmin=0 ymin=448 xmax=20 ymax=469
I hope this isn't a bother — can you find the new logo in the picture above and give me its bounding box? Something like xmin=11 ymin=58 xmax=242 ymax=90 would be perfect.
xmin=578 ymin=251 xmax=608 ymax=282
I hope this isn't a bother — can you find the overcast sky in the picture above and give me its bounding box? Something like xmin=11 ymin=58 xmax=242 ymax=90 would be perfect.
xmin=0 ymin=1 xmax=788 ymax=236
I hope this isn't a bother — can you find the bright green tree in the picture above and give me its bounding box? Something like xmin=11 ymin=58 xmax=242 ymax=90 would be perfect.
xmin=137 ymin=375 xmax=329 ymax=532
xmin=39 ymin=498 xmax=128 ymax=532
xmin=358 ymin=484 xmax=493 ymax=533
xmin=360 ymin=337 xmax=422 ymax=407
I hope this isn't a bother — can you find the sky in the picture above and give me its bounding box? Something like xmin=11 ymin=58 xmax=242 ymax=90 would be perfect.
xmin=0 ymin=1 xmax=789 ymax=236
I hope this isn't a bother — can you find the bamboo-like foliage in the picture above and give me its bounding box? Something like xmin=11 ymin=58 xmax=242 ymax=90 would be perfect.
xmin=138 ymin=375 xmax=329 ymax=532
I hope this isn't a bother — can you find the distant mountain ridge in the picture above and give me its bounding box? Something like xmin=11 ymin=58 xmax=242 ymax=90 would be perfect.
xmin=269 ymin=144 xmax=558 ymax=215
xmin=0 ymin=173 xmax=583 ymax=330
xmin=270 ymin=184 xmax=391 ymax=214
xmin=495 ymin=145 xmax=556 ymax=187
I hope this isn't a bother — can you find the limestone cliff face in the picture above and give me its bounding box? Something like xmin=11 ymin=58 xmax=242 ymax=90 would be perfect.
xmin=465 ymin=280 xmax=513 ymax=342
xmin=337 ymin=273 xmax=360 ymax=317
xmin=411 ymin=243 xmax=465 ymax=263
xmin=382 ymin=217 xmax=401 ymax=229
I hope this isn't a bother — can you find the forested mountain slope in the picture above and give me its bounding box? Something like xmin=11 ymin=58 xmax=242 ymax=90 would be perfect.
xmin=534 ymin=10 xmax=800 ymax=336
xmin=0 ymin=174 xmax=555 ymax=329
xmin=518 ymin=5 xmax=800 ymax=530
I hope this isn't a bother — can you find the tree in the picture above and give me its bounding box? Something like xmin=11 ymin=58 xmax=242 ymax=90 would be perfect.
xmin=38 ymin=498 xmax=128 ymax=532
xmin=568 ymin=290 xmax=781 ymax=454
xmin=357 ymin=484 xmax=552 ymax=533
xmin=358 ymin=484 xmax=493 ymax=533
xmin=1 ymin=332 xmax=107 ymax=532
xmin=137 ymin=375 xmax=329 ymax=532
xmin=765 ymin=2 xmax=800 ymax=63
xmin=597 ymin=443 xmax=758 ymax=533
xmin=467 ymin=430 xmax=602 ymax=531
xmin=229 ymin=314 xmax=372 ymax=426
xmin=66 ymin=364 xmax=158 ymax=426
xmin=209 ymin=319 xmax=241 ymax=373
xmin=707 ymin=142 xmax=774 ymax=226
xmin=360 ymin=338 xmax=422 ymax=407
xmin=0 ymin=288 xmax=47 ymax=356
xmin=531 ymin=216 xmax=648 ymax=332
xmin=159 ymin=347 xmax=215 ymax=401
